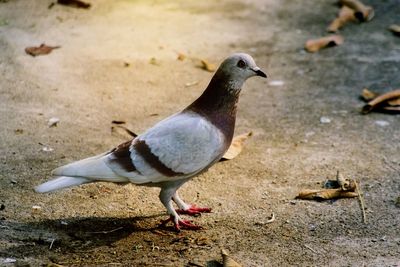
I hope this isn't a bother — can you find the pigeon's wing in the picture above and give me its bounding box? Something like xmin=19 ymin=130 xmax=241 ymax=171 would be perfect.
xmin=105 ymin=112 xmax=225 ymax=184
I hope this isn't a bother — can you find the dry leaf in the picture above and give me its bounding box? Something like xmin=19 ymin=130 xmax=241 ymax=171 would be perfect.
xmin=360 ymin=88 xmax=378 ymax=101
xmin=362 ymin=89 xmax=400 ymax=114
xmin=387 ymin=98 xmax=400 ymax=106
xmin=305 ymin=35 xmax=344 ymax=53
xmin=389 ymin=24 xmax=400 ymax=36
xmin=297 ymin=172 xmax=358 ymax=200
xmin=221 ymin=249 xmax=242 ymax=267
xmin=381 ymin=106 xmax=400 ymax=112
xmin=222 ymin=131 xmax=253 ymax=160
xmin=339 ymin=0 xmax=374 ymax=22
xmin=25 ymin=44 xmax=60 ymax=57
xmin=200 ymin=59 xmax=216 ymax=72
xmin=296 ymin=189 xmax=358 ymax=200
xmin=327 ymin=6 xmax=356 ymax=32
xmin=57 ymin=0 xmax=91 ymax=9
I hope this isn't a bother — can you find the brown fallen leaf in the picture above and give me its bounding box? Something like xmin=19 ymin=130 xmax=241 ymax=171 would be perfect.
xmin=200 ymin=59 xmax=216 ymax=72
xmin=221 ymin=249 xmax=242 ymax=267
xmin=339 ymin=0 xmax=374 ymax=22
xmin=297 ymin=172 xmax=358 ymax=200
xmin=57 ymin=0 xmax=91 ymax=9
xmin=221 ymin=131 xmax=253 ymax=160
xmin=25 ymin=44 xmax=60 ymax=57
xmin=296 ymin=188 xmax=358 ymax=200
xmin=361 ymin=89 xmax=400 ymax=114
xmin=360 ymin=88 xmax=378 ymax=101
xmin=305 ymin=35 xmax=344 ymax=53
xmin=387 ymin=98 xmax=400 ymax=106
xmin=389 ymin=24 xmax=400 ymax=36
xmin=327 ymin=6 xmax=357 ymax=33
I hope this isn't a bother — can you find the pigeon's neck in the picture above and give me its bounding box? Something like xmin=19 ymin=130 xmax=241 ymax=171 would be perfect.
xmin=185 ymin=72 xmax=242 ymax=143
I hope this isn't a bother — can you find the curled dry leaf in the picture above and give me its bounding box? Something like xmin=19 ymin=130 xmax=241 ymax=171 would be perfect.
xmin=360 ymin=88 xmax=378 ymax=101
xmin=200 ymin=59 xmax=216 ymax=72
xmin=57 ymin=0 xmax=91 ymax=9
xmin=222 ymin=131 xmax=253 ymax=160
xmin=362 ymin=89 xmax=400 ymax=114
xmin=305 ymin=35 xmax=344 ymax=53
xmin=296 ymin=188 xmax=358 ymax=200
xmin=327 ymin=6 xmax=356 ymax=32
xmin=339 ymin=0 xmax=374 ymax=22
xmin=25 ymin=44 xmax=60 ymax=57
xmin=221 ymin=249 xmax=242 ymax=267
xmin=297 ymin=172 xmax=358 ymax=200
xmin=389 ymin=25 xmax=400 ymax=36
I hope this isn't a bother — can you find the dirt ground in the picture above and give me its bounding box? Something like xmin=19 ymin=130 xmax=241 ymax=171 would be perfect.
xmin=1 ymin=0 xmax=399 ymax=266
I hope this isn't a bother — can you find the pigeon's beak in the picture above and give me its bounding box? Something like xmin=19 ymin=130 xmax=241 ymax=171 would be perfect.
xmin=251 ymin=67 xmax=267 ymax=78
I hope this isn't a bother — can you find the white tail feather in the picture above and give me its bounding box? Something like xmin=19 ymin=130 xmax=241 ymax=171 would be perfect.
xmin=35 ymin=176 xmax=91 ymax=193
xmin=52 ymin=153 xmax=128 ymax=182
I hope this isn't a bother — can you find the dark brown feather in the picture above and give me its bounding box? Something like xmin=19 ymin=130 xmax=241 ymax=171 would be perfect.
xmin=107 ymin=140 xmax=137 ymax=172
xmin=134 ymin=140 xmax=184 ymax=177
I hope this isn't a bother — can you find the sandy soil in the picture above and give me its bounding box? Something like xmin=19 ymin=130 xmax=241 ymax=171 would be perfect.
xmin=1 ymin=0 xmax=399 ymax=266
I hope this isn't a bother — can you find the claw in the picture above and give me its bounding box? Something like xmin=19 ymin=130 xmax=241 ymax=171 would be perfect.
xmin=159 ymin=216 xmax=203 ymax=231
xmin=176 ymin=205 xmax=212 ymax=217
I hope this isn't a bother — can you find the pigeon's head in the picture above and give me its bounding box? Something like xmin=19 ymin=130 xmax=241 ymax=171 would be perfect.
xmin=217 ymin=53 xmax=267 ymax=85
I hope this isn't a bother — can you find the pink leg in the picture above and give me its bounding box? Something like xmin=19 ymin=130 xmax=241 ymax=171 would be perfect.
xmin=176 ymin=205 xmax=212 ymax=216
xmin=160 ymin=216 xmax=203 ymax=231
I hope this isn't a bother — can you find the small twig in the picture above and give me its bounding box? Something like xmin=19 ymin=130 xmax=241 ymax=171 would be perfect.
xmin=355 ymin=180 xmax=367 ymax=224
xmin=304 ymin=244 xmax=318 ymax=254
xmin=88 ymin=226 xmax=123 ymax=234
xmin=266 ymin=213 xmax=276 ymax=224
xmin=49 ymin=238 xmax=56 ymax=250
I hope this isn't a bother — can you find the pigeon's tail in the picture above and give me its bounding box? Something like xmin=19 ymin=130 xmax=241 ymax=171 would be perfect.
xmin=51 ymin=153 xmax=128 ymax=182
xmin=35 ymin=176 xmax=91 ymax=193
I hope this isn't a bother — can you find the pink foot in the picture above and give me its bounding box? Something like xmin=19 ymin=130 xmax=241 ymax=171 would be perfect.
xmin=176 ymin=205 xmax=212 ymax=217
xmin=159 ymin=216 xmax=203 ymax=231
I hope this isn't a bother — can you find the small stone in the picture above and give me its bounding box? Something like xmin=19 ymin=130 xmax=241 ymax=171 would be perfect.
xmin=268 ymin=80 xmax=285 ymax=86
xmin=42 ymin=147 xmax=54 ymax=152
xmin=0 ymin=204 xmax=5 ymax=211
xmin=48 ymin=117 xmax=60 ymax=127
xmin=375 ymin=120 xmax=389 ymax=127
xmin=320 ymin=116 xmax=331 ymax=124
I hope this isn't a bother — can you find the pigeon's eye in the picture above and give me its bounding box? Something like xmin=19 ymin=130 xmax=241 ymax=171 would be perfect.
xmin=237 ymin=59 xmax=246 ymax=68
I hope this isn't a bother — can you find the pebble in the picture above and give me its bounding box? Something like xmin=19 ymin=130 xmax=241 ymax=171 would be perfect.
xmin=374 ymin=120 xmax=389 ymax=127
xmin=268 ymin=80 xmax=285 ymax=86
xmin=320 ymin=116 xmax=331 ymax=124
xmin=48 ymin=117 xmax=60 ymax=127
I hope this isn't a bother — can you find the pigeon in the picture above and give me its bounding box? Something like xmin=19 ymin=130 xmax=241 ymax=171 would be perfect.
xmin=35 ymin=53 xmax=267 ymax=231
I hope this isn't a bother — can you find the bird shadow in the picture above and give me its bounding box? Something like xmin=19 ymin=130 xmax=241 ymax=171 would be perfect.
xmin=0 ymin=214 xmax=174 ymax=258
